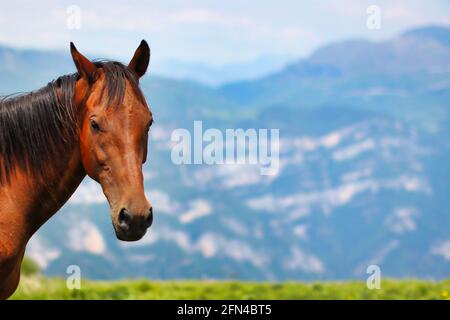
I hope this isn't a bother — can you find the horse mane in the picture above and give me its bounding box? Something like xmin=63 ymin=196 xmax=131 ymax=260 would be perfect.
xmin=0 ymin=61 xmax=143 ymax=185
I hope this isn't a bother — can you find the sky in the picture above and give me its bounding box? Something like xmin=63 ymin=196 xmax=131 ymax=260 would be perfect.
xmin=0 ymin=0 xmax=449 ymax=66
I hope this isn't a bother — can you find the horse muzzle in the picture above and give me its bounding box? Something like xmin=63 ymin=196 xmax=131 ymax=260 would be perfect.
xmin=113 ymin=207 xmax=153 ymax=241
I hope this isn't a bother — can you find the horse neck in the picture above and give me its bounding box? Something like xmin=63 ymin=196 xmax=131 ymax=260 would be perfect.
xmin=24 ymin=88 xmax=89 ymax=235
xmin=0 ymin=91 xmax=87 ymax=240
xmin=0 ymin=145 xmax=86 ymax=250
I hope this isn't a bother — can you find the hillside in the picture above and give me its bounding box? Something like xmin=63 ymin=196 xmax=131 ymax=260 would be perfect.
xmin=1 ymin=25 xmax=450 ymax=282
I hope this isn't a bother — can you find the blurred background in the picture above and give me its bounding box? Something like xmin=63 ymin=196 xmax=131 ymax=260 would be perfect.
xmin=1 ymin=0 xmax=450 ymax=282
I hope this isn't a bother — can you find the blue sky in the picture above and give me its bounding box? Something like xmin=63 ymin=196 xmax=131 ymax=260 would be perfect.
xmin=0 ymin=0 xmax=449 ymax=66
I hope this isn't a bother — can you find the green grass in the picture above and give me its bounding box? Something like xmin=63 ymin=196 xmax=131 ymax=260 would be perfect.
xmin=10 ymin=276 xmax=450 ymax=300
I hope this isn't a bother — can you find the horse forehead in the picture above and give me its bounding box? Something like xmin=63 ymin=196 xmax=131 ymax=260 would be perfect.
xmin=122 ymin=89 xmax=150 ymax=117
xmin=123 ymin=83 xmax=146 ymax=109
xmin=95 ymin=76 xmax=150 ymax=118
xmin=125 ymin=82 xmax=151 ymax=117
xmin=109 ymin=96 xmax=151 ymax=125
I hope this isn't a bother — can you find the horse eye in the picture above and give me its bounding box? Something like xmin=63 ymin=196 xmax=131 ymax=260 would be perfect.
xmin=90 ymin=119 xmax=100 ymax=132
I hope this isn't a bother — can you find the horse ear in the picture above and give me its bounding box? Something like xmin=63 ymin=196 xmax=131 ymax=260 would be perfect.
xmin=70 ymin=42 xmax=97 ymax=83
xmin=128 ymin=40 xmax=150 ymax=78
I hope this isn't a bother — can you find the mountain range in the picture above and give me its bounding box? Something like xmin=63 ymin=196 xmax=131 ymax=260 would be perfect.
xmin=1 ymin=25 xmax=450 ymax=281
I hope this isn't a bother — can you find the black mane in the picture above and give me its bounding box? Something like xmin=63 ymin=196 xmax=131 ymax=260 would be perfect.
xmin=0 ymin=61 xmax=143 ymax=185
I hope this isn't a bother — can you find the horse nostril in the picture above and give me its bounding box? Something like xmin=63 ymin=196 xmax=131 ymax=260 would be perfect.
xmin=146 ymin=207 xmax=153 ymax=228
xmin=118 ymin=208 xmax=131 ymax=228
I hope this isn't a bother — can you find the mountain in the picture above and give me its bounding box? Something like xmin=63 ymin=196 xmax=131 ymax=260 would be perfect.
xmin=0 ymin=45 xmax=291 ymax=91
xmin=152 ymin=54 xmax=292 ymax=86
xmin=403 ymin=25 xmax=450 ymax=46
xmin=1 ymin=25 xmax=450 ymax=281
xmin=0 ymin=46 xmax=74 ymax=93
xmin=218 ymin=26 xmax=450 ymax=130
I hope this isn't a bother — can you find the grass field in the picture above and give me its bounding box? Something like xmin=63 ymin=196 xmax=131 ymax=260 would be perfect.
xmin=11 ymin=276 xmax=450 ymax=300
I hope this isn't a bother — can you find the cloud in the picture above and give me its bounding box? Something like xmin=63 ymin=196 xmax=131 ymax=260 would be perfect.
xmin=431 ymin=241 xmax=450 ymax=261
xmin=169 ymin=9 xmax=250 ymax=27
xmin=221 ymin=217 xmax=248 ymax=236
xmin=283 ymin=246 xmax=324 ymax=273
xmin=26 ymin=235 xmax=61 ymax=269
xmin=385 ymin=207 xmax=418 ymax=234
xmin=68 ymin=219 xmax=106 ymax=255
xmin=332 ymin=139 xmax=376 ymax=161
xmin=341 ymin=167 xmax=373 ymax=182
xmin=121 ymin=226 xmax=269 ymax=268
xmin=292 ymin=224 xmax=308 ymax=239
xmin=247 ymin=175 xmax=431 ymax=214
xmin=179 ymin=199 xmax=213 ymax=224
xmin=195 ymin=233 xmax=269 ymax=268
xmin=1 ymin=0 xmax=448 ymax=65
xmin=146 ymin=189 xmax=180 ymax=214
xmin=68 ymin=181 xmax=105 ymax=204
xmin=192 ymin=164 xmax=269 ymax=189
xmin=384 ymin=3 xmax=450 ymax=25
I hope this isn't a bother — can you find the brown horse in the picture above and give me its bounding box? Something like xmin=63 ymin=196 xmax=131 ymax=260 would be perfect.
xmin=0 ymin=41 xmax=154 ymax=299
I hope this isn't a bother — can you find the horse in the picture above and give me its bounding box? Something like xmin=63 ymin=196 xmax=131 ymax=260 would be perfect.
xmin=0 ymin=40 xmax=154 ymax=299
